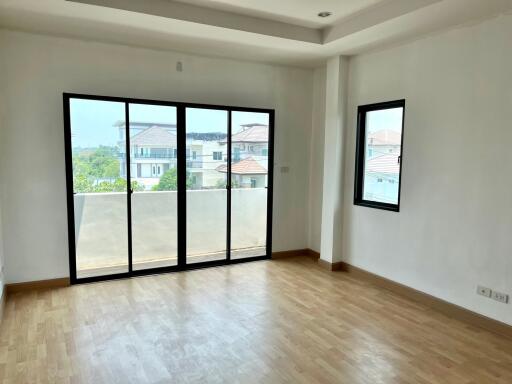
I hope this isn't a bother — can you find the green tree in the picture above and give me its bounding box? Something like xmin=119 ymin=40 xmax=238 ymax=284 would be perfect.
xmin=93 ymin=179 xmax=145 ymax=193
xmin=131 ymin=181 xmax=145 ymax=192
xmin=72 ymin=146 xmax=124 ymax=193
xmin=73 ymin=156 xmax=93 ymax=178
xmin=152 ymin=168 xmax=194 ymax=191
xmin=90 ymin=149 xmax=119 ymax=179
xmin=72 ymin=146 xmax=120 ymax=181
xmin=73 ymin=174 xmax=94 ymax=193
xmin=94 ymin=178 xmax=128 ymax=192
xmin=214 ymin=178 xmax=239 ymax=189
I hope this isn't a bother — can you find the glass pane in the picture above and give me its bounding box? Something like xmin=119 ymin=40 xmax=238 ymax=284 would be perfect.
xmin=363 ymin=107 xmax=403 ymax=205
xmin=70 ymin=99 xmax=128 ymax=278
xmin=129 ymin=104 xmax=178 ymax=270
xmin=186 ymin=108 xmax=228 ymax=264
xmin=230 ymin=111 xmax=269 ymax=259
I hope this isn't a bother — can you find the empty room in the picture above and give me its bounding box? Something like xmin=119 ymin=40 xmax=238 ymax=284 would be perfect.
xmin=0 ymin=0 xmax=511 ymax=383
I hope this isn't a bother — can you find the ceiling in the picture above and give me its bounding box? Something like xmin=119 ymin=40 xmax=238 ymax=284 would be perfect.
xmin=176 ymin=0 xmax=386 ymax=28
xmin=0 ymin=0 xmax=511 ymax=67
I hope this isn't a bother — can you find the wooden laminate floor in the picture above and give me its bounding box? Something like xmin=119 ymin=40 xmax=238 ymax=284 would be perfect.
xmin=1 ymin=256 xmax=511 ymax=384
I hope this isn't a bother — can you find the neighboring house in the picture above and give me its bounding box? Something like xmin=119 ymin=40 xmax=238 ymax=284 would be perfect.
xmin=218 ymin=123 xmax=269 ymax=188
xmin=227 ymin=123 xmax=269 ymax=161
xmin=186 ymin=138 xmax=226 ymax=189
xmin=216 ymin=156 xmax=267 ymax=188
xmin=366 ymin=129 xmax=401 ymax=159
xmin=116 ymin=121 xmax=269 ymax=190
xmin=364 ymin=129 xmax=402 ymax=203
xmin=117 ymin=122 xmax=178 ymax=190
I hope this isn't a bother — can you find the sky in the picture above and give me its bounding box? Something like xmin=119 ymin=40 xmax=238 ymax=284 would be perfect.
xmin=366 ymin=107 xmax=403 ymax=134
xmin=70 ymin=99 xmax=269 ymax=148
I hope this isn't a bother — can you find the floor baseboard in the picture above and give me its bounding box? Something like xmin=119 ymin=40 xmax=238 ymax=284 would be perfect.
xmin=310 ymin=251 xmax=512 ymax=340
xmin=317 ymin=258 xmax=344 ymax=271
xmin=5 ymin=251 xmax=318 ymax=293
xmin=0 ymin=288 xmax=5 ymax=327
xmin=6 ymin=278 xmax=70 ymax=294
xmin=272 ymin=249 xmax=319 ymax=259
xmin=337 ymin=261 xmax=512 ymax=340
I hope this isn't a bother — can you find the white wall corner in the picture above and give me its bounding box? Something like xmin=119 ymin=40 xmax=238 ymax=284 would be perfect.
xmin=306 ymin=66 xmax=326 ymax=253
xmin=319 ymin=56 xmax=349 ymax=264
xmin=0 ymin=83 xmax=5 ymax=295
xmin=0 ymin=201 xmax=4 ymax=299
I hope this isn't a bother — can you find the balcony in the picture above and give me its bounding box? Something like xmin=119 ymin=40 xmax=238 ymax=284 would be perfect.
xmin=186 ymin=160 xmax=202 ymax=168
xmin=73 ymin=188 xmax=267 ymax=278
xmin=132 ymin=153 xmax=175 ymax=159
xmin=127 ymin=153 xmax=202 ymax=169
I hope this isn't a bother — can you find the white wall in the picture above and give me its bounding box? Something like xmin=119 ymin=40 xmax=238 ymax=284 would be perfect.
xmin=307 ymin=67 xmax=325 ymax=252
xmin=0 ymin=180 xmax=4 ymax=299
xmin=0 ymin=29 xmax=313 ymax=283
xmin=342 ymin=14 xmax=512 ymax=325
xmin=0 ymin=70 xmax=5 ymax=297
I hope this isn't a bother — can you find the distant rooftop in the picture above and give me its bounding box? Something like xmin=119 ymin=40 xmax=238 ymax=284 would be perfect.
xmin=240 ymin=123 xmax=267 ymax=127
xmin=114 ymin=121 xmax=177 ymax=129
xmin=368 ymin=129 xmax=401 ymax=146
xmin=216 ymin=156 xmax=267 ymax=175
xmin=366 ymin=154 xmax=400 ymax=174
xmin=222 ymin=124 xmax=268 ymax=143
xmin=129 ymin=126 xmax=176 ymax=146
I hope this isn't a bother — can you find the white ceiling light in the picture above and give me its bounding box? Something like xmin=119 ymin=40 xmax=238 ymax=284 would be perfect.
xmin=317 ymin=11 xmax=332 ymax=18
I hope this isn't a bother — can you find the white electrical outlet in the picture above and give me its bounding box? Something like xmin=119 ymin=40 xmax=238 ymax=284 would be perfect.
xmin=492 ymin=291 xmax=509 ymax=304
xmin=477 ymin=286 xmax=492 ymax=298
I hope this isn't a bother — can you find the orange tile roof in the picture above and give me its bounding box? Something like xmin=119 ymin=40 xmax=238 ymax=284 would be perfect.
xmin=221 ymin=124 xmax=268 ymax=143
xmin=216 ymin=156 xmax=267 ymax=175
xmin=366 ymin=154 xmax=400 ymax=174
xmin=368 ymin=129 xmax=401 ymax=146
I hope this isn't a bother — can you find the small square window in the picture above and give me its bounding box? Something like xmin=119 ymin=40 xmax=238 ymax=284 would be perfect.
xmin=354 ymin=99 xmax=405 ymax=212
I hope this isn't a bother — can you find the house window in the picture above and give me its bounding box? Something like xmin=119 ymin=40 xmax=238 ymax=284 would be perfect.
xmin=213 ymin=151 xmax=222 ymax=160
xmin=354 ymin=99 xmax=405 ymax=212
xmin=250 ymin=178 xmax=257 ymax=188
xmin=192 ymin=151 xmax=197 ymax=160
xmin=261 ymin=149 xmax=268 ymax=156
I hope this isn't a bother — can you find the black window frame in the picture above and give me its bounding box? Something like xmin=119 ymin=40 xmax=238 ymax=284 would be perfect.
xmin=63 ymin=92 xmax=275 ymax=284
xmin=354 ymin=99 xmax=405 ymax=212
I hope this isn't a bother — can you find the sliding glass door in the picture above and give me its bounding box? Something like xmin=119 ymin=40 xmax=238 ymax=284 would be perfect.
xmin=129 ymin=103 xmax=179 ymax=270
xmin=185 ymin=108 xmax=228 ymax=264
xmin=230 ymin=111 xmax=270 ymax=259
xmin=65 ymin=94 xmax=273 ymax=283
xmin=69 ymin=98 xmax=129 ymax=278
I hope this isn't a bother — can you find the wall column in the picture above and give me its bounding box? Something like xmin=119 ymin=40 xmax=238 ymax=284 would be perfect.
xmin=320 ymin=56 xmax=348 ymax=264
